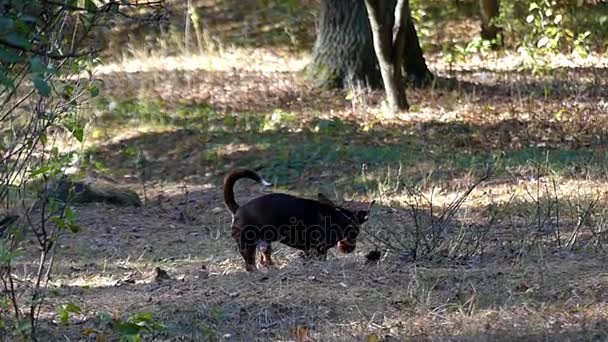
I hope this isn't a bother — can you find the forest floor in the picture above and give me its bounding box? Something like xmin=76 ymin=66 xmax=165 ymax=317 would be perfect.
xmin=9 ymin=0 xmax=608 ymax=341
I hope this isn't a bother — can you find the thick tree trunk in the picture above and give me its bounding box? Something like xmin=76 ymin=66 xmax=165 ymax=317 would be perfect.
xmin=480 ymin=0 xmax=500 ymax=41
xmin=309 ymin=0 xmax=432 ymax=89
xmin=308 ymin=0 xmax=380 ymax=88
xmin=364 ymin=0 xmax=409 ymax=112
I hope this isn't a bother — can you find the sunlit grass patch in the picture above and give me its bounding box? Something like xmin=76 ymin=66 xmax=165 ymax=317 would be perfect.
xmin=96 ymin=48 xmax=309 ymax=75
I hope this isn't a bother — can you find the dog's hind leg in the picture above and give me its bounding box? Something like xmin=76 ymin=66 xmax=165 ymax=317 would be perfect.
xmin=234 ymin=225 xmax=257 ymax=272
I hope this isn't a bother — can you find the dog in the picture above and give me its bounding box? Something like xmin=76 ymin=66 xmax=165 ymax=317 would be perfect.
xmin=223 ymin=169 xmax=374 ymax=272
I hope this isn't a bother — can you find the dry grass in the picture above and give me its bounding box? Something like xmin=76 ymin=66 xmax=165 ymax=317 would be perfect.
xmin=11 ymin=172 xmax=608 ymax=341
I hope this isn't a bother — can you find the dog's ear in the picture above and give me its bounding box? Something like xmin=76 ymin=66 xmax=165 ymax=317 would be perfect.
xmin=356 ymin=210 xmax=370 ymax=223
xmin=317 ymin=193 xmax=336 ymax=207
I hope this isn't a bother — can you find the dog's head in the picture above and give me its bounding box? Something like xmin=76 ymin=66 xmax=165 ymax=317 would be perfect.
xmin=317 ymin=194 xmax=375 ymax=254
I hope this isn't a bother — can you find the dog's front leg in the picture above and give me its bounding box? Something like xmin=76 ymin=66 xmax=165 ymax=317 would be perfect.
xmin=239 ymin=245 xmax=257 ymax=272
xmin=258 ymin=241 xmax=274 ymax=267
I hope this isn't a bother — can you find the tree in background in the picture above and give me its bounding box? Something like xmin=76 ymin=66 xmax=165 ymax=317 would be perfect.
xmin=364 ymin=0 xmax=411 ymax=112
xmin=480 ymin=0 xmax=501 ymax=42
xmin=308 ymin=0 xmax=433 ymax=89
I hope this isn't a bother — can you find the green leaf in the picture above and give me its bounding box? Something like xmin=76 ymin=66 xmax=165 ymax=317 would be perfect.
xmin=45 ymin=64 xmax=57 ymax=75
xmin=14 ymin=17 xmax=33 ymax=35
xmin=0 ymin=48 xmax=23 ymax=63
xmin=64 ymin=207 xmax=81 ymax=233
xmin=117 ymin=322 xmax=142 ymax=335
xmin=30 ymin=56 xmax=45 ymax=73
xmin=58 ymin=303 xmax=81 ymax=325
xmin=0 ymin=18 xmax=14 ymax=31
xmin=16 ymin=319 xmax=32 ymax=336
xmin=0 ymin=239 xmax=22 ymax=263
xmin=84 ymin=0 xmax=97 ymax=12
xmin=123 ymin=146 xmax=137 ymax=157
xmin=64 ymin=206 xmax=76 ymax=222
xmin=0 ymin=70 xmax=15 ymax=90
xmin=62 ymin=84 xmax=75 ymax=99
xmin=210 ymin=305 xmax=224 ymax=322
xmin=30 ymin=165 xmax=52 ymax=177
xmin=62 ymin=117 xmax=86 ymax=142
xmin=68 ymin=223 xmax=81 ymax=233
xmin=33 ymin=76 xmax=51 ymax=96
xmin=51 ymin=216 xmax=66 ymax=229
xmin=121 ymin=335 xmax=142 ymax=342
xmin=53 ymin=214 xmax=81 ymax=233
xmin=130 ymin=312 xmax=153 ymax=324
xmin=88 ymin=84 xmax=100 ymax=98
xmin=98 ymin=312 xmax=113 ymax=326
xmin=72 ymin=125 xmax=84 ymax=142
xmin=65 ymin=303 xmax=81 ymax=313
xmin=58 ymin=309 xmax=70 ymax=325
xmin=83 ymin=12 xmax=97 ymax=26
xmin=20 ymin=15 xmax=38 ymax=24
xmin=4 ymin=32 xmax=31 ymax=49
xmin=51 ymin=216 xmax=80 ymax=234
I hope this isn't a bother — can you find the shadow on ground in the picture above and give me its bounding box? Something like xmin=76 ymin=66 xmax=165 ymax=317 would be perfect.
xmin=88 ymin=118 xmax=608 ymax=190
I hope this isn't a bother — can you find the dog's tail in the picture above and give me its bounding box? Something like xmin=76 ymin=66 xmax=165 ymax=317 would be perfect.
xmin=223 ymin=169 xmax=271 ymax=215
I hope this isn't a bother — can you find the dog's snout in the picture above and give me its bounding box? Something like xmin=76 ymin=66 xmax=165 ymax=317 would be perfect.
xmin=337 ymin=239 xmax=356 ymax=254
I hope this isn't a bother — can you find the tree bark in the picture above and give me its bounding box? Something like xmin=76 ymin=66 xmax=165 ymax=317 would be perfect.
xmin=309 ymin=0 xmax=432 ymax=89
xmin=364 ymin=0 xmax=409 ymax=112
xmin=480 ymin=0 xmax=500 ymax=41
xmin=402 ymin=14 xmax=433 ymax=86
xmin=308 ymin=0 xmax=380 ymax=88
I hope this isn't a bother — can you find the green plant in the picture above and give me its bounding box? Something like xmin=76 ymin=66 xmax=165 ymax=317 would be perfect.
xmin=116 ymin=312 xmax=164 ymax=342
xmin=262 ymin=109 xmax=297 ymax=131
xmin=516 ymin=1 xmax=592 ymax=73
xmin=57 ymin=303 xmax=82 ymax=326
xmin=0 ymin=1 xmax=166 ymax=339
xmin=210 ymin=305 xmax=224 ymax=323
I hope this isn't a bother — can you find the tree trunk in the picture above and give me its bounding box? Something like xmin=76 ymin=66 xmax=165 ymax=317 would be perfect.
xmin=402 ymin=13 xmax=433 ymax=86
xmin=308 ymin=0 xmax=380 ymax=88
xmin=480 ymin=0 xmax=500 ymax=41
xmin=364 ymin=0 xmax=409 ymax=112
xmin=309 ymin=0 xmax=432 ymax=89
